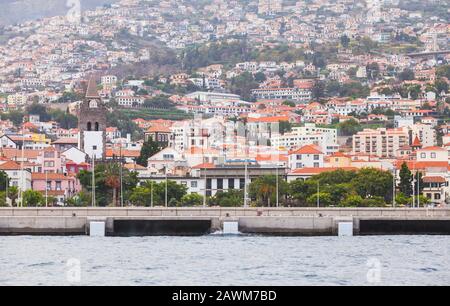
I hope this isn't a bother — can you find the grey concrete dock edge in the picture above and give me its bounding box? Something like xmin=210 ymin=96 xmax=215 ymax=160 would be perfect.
xmin=0 ymin=208 xmax=449 ymax=236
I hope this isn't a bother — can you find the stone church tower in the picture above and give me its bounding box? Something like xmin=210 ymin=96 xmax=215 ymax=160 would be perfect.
xmin=78 ymin=78 xmax=107 ymax=159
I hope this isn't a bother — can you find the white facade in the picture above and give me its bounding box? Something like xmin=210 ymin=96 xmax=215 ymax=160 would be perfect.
xmin=83 ymin=131 xmax=104 ymax=159
xmin=289 ymin=152 xmax=324 ymax=170
xmin=272 ymin=124 xmax=338 ymax=155
xmin=62 ymin=147 xmax=88 ymax=164
xmin=410 ymin=124 xmax=436 ymax=148
xmin=4 ymin=169 xmax=32 ymax=191
xmin=0 ymin=135 xmax=17 ymax=149
xmin=252 ymin=88 xmax=312 ymax=103
xmin=416 ymin=147 xmax=448 ymax=162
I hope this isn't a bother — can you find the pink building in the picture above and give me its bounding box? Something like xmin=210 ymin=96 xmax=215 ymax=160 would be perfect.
xmin=31 ymin=173 xmax=81 ymax=206
xmin=36 ymin=147 xmax=64 ymax=173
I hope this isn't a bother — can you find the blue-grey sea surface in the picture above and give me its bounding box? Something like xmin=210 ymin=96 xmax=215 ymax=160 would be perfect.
xmin=0 ymin=235 xmax=448 ymax=286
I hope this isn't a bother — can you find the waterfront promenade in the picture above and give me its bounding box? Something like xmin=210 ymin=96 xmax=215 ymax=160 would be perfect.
xmin=0 ymin=207 xmax=449 ymax=236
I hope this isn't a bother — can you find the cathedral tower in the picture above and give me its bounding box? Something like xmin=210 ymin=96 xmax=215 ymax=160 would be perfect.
xmin=78 ymin=78 xmax=107 ymax=159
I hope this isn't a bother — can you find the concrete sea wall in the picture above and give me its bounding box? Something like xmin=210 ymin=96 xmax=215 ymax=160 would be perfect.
xmin=0 ymin=208 xmax=449 ymax=236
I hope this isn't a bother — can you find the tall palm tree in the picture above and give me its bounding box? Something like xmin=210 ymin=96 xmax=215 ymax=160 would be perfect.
xmin=104 ymin=163 xmax=120 ymax=206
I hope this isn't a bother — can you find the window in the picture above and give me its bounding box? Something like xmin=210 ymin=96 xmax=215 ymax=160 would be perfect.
xmin=87 ymin=122 xmax=92 ymax=131
xmin=163 ymin=154 xmax=174 ymax=160
xmin=46 ymin=181 xmax=51 ymax=191
xmin=431 ymin=153 xmax=436 ymax=159
xmin=296 ymin=155 xmax=302 ymax=160
xmin=239 ymin=178 xmax=245 ymax=189
xmin=420 ymin=153 xmax=426 ymax=158
xmin=56 ymin=181 xmax=62 ymax=191
xmin=89 ymin=100 xmax=98 ymax=108
xmin=44 ymin=152 xmax=54 ymax=158
xmin=191 ymin=181 xmax=198 ymax=188
xmin=217 ymin=179 xmax=223 ymax=190
xmin=44 ymin=161 xmax=55 ymax=167
xmin=228 ymin=179 xmax=235 ymax=189
xmin=93 ymin=145 xmax=97 ymax=150
xmin=95 ymin=122 xmax=99 ymax=131
xmin=435 ymin=194 xmax=441 ymax=200
xmin=314 ymin=162 xmax=320 ymax=168
xmin=314 ymin=155 xmax=320 ymax=160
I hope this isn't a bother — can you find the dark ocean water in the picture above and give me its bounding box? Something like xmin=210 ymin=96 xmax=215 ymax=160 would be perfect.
xmin=0 ymin=235 xmax=448 ymax=286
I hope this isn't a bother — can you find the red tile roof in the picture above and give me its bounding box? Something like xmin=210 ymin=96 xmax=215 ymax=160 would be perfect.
xmin=422 ymin=176 xmax=446 ymax=183
xmin=192 ymin=163 xmax=215 ymax=169
xmin=289 ymin=145 xmax=323 ymax=155
xmin=0 ymin=161 xmax=22 ymax=170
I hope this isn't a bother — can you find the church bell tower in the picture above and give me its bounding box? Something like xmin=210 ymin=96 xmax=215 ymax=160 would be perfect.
xmin=78 ymin=78 xmax=107 ymax=159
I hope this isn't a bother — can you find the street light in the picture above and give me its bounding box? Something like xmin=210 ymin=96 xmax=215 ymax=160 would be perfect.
xmin=317 ymin=180 xmax=320 ymax=208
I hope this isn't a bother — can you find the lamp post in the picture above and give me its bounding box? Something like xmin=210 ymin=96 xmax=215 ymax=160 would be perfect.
xmin=45 ymin=171 xmax=48 ymax=208
xmin=91 ymin=154 xmax=96 ymax=207
xmin=317 ymin=180 xmax=320 ymax=208
xmin=392 ymin=168 xmax=396 ymax=208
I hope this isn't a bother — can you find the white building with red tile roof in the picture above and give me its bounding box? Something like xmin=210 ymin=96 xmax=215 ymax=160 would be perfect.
xmin=288 ymin=145 xmax=324 ymax=170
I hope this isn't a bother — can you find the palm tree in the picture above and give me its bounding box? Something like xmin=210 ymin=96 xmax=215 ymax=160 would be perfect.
xmin=250 ymin=176 xmax=277 ymax=207
xmin=104 ymin=163 xmax=120 ymax=206
xmin=7 ymin=186 xmax=19 ymax=207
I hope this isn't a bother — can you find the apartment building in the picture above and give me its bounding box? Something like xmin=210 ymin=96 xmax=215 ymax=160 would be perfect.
xmin=271 ymin=124 xmax=338 ymax=155
xmin=352 ymin=128 xmax=409 ymax=158
xmin=251 ymin=88 xmax=312 ymax=103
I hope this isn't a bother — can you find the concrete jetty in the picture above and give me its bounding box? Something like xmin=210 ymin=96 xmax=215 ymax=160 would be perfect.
xmin=0 ymin=207 xmax=449 ymax=236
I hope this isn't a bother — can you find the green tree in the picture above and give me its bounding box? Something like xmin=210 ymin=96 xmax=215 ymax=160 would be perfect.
xmin=351 ymin=168 xmax=393 ymax=202
xmin=180 ymin=193 xmax=203 ymax=207
xmin=366 ymin=62 xmax=380 ymax=80
xmin=26 ymin=103 xmax=51 ymax=121
xmin=129 ymin=186 xmax=152 ymax=207
xmin=0 ymin=171 xmax=9 ymax=192
xmin=78 ymin=164 xmax=138 ymax=207
xmin=104 ymin=163 xmax=121 ymax=207
xmin=0 ymin=191 xmax=7 ymax=207
xmin=338 ymin=119 xmax=362 ymax=136
xmin=152 ymin=181 xmax=188 ymax=207
xmin=229 ymin=72 xmax=259 ymax=101
xmin=7 ymin=186 xmax=19 ymax=207
xmin=254 ymin=72 xmax=267 ymax=82
xmin=395 ymin=192 xmax=411 ymax=206
xmin=312 ymin=80 xmax=326 ymax=100
xmin=137 ymin=138 xmax=161 ymax=167
xmin=361 ymin=196 xmax=386 ymax=207
xmin=398 ymin=68 xmax=415 ymax=81
xmin=143 ymin=95 xmax=175 ymax=109
xmin=340 ymin=195 xmax=364 ymax=207
xmin=209 ymin=190 xmax=244 ymax=207
xmin=279 ymin=121 xmax=292 ymax=135
xmin=282 ymin=100 xmax=296 ymax=107
xmin=398 ymin=163 xmax=413 ymax=197
xmin=23 ymin=190 xmax=45 ymax=207
xmin=436 ymin=65 xmax=450 ymax=79
xmin=288 ymin=179 xmax=316 ymax=206
xmin=435 ymin=79 xmax=449 ymax=95
xmin=250 ymin=175 xmax=288 ymax=207
xmin=65 ymin=191 xmax=91 ymax=207
xmin=306 ymin=192 xmax=333 ymax=207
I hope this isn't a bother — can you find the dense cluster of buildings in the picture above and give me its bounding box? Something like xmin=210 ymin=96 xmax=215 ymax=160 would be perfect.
xmin=0 ymin=0 xmax=448 ymax=207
